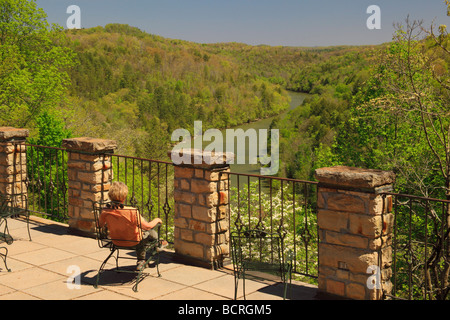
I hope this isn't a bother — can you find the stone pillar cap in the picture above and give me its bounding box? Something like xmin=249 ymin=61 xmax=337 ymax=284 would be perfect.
xmin=314 ymin=166 xmax=395 ymax=189
xmin=0 ymin=127 xmax=29 ymax=141
xmin=62 ymin=137 xmax=117 ymax=153
xmin=168 ymin=148 xmax=235 ymax=168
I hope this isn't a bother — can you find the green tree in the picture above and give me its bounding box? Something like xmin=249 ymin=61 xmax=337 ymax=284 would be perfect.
xmin=27 ymin=111 xmax=72 ymax=221
xmin=28 ymin=111 xmax=72 ymax=147
xmin=329 ymin=15 xmax=450 ymax=300
xmin=0 ymin=0 xmax=75 ymax=127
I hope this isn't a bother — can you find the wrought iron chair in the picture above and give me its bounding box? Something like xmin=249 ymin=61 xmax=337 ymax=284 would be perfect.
xmin=231 ymin=229 xmax=293 ymax=300
xmin=0 ymin=192 xmax=31 ymax=243
xmin=92 ymin=201 xmax=161 ymax=292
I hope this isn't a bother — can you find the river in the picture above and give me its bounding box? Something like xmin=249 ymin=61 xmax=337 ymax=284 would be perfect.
xmin=222 ymin=91 xmax=308 ymax=175
xmin=175 ymin=90 xmax=308 ymax=176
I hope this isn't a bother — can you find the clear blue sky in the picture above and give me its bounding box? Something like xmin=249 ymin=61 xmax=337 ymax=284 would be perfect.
xmin=36 ymin=0 xmax=449 ymax=46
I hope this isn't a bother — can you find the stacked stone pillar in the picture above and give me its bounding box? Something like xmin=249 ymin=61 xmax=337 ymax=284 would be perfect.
xmin=315 ymin=166 xmax=395 ymax=300
xmin=170 ymin=149 xmax=234 ymax=269
xmin=62 ymin=137 xmax=117 ymax=235
xmin=0 ymin=127 xmax=29 ymax=207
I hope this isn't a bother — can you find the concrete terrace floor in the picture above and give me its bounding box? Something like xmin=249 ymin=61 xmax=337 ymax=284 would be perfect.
xmin=0 ymin=216 xmax=320 ymax=300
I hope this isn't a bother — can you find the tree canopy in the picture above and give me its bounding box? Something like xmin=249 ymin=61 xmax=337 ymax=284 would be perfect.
xmin=0 ymin=0 xmax=76 ymax=129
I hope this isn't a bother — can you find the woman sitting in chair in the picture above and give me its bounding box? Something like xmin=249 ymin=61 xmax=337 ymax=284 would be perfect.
xmin=99 ymin=181 xmax=167 ymax=270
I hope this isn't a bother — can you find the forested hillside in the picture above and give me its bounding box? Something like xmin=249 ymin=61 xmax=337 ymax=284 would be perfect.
xmin=234 ymin=44 xmax=380 ymax=180
xmin=1 ymin=0 xmax=379 ymax=170
xmin=62 ymin=24 xmax=291 ymax=158
xmin=204 ymin=42 xmax=376 ymax=93
xmin=60 ymin=24 xmax=380 ymax=164
xmin=5 ymin=0 xmax=447 ymax=201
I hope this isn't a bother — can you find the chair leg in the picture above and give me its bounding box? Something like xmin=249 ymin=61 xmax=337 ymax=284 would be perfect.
xmin=148 ymin=243 xmax=161 ymax=277
xmin=26 ymin=213 xmax=31 ymax=241
xmin=282 ymin=269 xmax=292 ymax=300
xmin=133 ymin=263 xmax=145 ymax=292
xmin=0 ymin=247 xmax=10 ymax=272
xmin=114 ymin=249 xmax=121 ymax=270
xmin=0 ymin=218 xmax=12 ymax=245
xmin=233 ymin=271 xmax=239 ymax=300
xmin=94 ymin=247 xmax=117 ymax=288
xmin=289 ymin=272 xmax=292 ymax=299
xmin=154 ymin=251 xmax=161 ymax=277
xmin=133 ymin=247 xmax=160 ymax=292
xmin=242 ymin=272 xmax=246 ymax=300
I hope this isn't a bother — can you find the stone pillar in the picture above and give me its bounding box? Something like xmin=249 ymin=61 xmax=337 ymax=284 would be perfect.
xmin=62 ymin=137 xmax=117 ymax=235
xmin=0 ymin=127 xmax=29 ymax=207
xmin=315 ymin=166 xmax=395 ymax=300
xmin=170 ymin=149 xmax=234 ymax=269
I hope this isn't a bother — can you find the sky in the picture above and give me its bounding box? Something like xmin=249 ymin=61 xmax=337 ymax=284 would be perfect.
xmin=36 ymin=0 xmax=449 ymax=47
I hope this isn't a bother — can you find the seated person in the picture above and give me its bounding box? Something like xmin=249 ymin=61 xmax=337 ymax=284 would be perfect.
xmin=99 ymin=181 xmax=167 ymax=269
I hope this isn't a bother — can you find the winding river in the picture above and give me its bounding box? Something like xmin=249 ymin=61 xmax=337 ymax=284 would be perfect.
xmin=176 ymin=91 xmax=308 ymax=176
xmin=222 ymin=91 xmax=308 ymax=175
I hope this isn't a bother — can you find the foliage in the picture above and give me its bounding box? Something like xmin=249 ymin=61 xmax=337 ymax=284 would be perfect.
xmin=270 ymin=47 xmax=376 ymax=180
xmin=324 ymin=15 xmax=450 ymax=299
xmin=63 ymin=24 xmax=291 ymax=159
xmin=26 ymin=111 xmax=72 ymax=221
xmin=0 ymin=0 xmax=75 ymax=128
xmin=229 ymin=180 xmax=318 ymax=282
xmin=28 ymin=111 xmax=72 ymax=147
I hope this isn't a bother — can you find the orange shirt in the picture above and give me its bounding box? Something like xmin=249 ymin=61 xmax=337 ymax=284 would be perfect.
xmin=99 ymin=207 xmax=152 ymax=247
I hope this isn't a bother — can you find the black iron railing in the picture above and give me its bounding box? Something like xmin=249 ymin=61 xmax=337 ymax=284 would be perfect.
xmin=380 ymin=192 xmax=450 ymax=300
xmin=224 ymin=172 xmax=319 ymax=283
xmin=19 ymin=142 xmax=450 ymax=299
xmin=24 ymin=145 xmax=176 ymax=244
xmin=25 ymin=143 xmax=68 ymax=222
xmin=110 ymin=154 xmax=174 ymax=245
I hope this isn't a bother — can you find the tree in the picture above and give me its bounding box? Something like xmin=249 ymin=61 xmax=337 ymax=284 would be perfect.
xmin=330 ymin=14 xmax=450 ymax=300
xmin=375 ymin=19 xmax=449 ymax=198
xmin=0 ymin=0 xmax=75 ymax=127
xmin=26 ymin=111 xmax=72 ymax=221
xmin=28 ymin=111 xmax=72 ymax=147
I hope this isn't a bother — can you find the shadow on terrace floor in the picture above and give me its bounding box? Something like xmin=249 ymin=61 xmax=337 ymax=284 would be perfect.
xmin=0 ymin=215 xmax=321 ymax=300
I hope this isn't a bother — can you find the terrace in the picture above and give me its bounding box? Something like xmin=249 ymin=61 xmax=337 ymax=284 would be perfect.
xmin=0 ymin=216 xmax=318 ymax=300
xmin=0 ymin=127 xmax=449 ymax=300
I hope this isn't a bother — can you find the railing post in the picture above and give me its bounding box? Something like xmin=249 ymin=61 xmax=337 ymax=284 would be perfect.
xmin=170 ymin=149 xmax=234 ymax=269
xmin=314 ymin=166 xmax=395 ymax=300
xmin=62 ymin=137 xmax=116 ymax=236
xmin=0 ymin=127 xmax=29 ymax=207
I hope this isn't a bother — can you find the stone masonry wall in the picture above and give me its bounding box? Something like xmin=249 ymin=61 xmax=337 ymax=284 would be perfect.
xmin=62 ymin=137 xmax=116 ymax=235
xmin=171 ymin=149 xmax=233 ymax=269
xmin=0 ymin=127 xmax=402 ymax=301
xmin=0 ymin=127 xmax=29 ymax=207
xmin=315 ymin=166 xmax=395 ymax=300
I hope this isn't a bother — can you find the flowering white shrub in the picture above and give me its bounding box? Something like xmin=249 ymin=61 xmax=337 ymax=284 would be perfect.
xmin=229 ymin=179 xmax=318 ymax=280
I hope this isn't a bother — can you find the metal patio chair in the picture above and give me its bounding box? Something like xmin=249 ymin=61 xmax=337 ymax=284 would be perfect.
xmin=231 ymin=229 xmax=293 ymax=300
xmin=0 ymin=192 xmax=31 ymax=243
xmin=92 ymin=201 xmax=161 ymax=292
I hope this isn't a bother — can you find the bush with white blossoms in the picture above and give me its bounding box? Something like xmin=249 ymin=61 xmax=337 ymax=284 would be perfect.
xmin=229 ymin=179 xmax=318 ymax=282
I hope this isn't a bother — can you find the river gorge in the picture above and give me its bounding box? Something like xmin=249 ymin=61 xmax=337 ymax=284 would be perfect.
xmin=174 ymin=91 xmax=308 ymax=176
